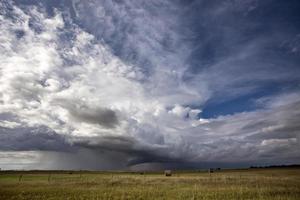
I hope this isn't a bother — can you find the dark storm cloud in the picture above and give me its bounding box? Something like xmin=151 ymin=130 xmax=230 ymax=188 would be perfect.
xmin=1 ymin=0 xmax=300 ymax=170
xmin=73 ymin=135 xmax=137 ymax=152
xmin=67 ymin=95 xmax=300 ymax=167
xmin=71 ymin=135 xmax=186 ymax=167
xmin=67 ymin=105 xmax=119 ymax=128
xmin=0 ymin=125 xmax=72 ymax=151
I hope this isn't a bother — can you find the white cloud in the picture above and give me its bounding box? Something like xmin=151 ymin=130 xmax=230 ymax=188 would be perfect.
xmin=0 ymin=120 xmax=21 ymax=129
xmin=0 ymin=2 xmax=203 ymax=151
xmin=261 ymin=138 xmax=297 ymax=146
xmin=0 ymin=1 xmax=299 ymax=169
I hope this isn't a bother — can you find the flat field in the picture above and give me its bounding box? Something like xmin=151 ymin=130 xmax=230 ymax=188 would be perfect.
xmin=0 ymin=168 xmax=299 ymax=200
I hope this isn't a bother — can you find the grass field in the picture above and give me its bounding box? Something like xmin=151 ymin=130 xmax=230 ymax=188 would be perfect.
xmin=0 ymin=168 xmax=299 ymax=200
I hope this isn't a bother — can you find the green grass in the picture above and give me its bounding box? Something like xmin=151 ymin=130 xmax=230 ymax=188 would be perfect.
xmin=0 ymin=168 xmax=299 ymax=200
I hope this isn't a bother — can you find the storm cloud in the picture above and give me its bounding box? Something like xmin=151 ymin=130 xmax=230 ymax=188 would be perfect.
xmin=0 ymin=0 xmax=300 ymax=170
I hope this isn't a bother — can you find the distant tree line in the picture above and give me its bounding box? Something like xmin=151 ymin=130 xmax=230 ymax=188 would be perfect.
xmin=250 ymin=164 xmax=300 ymax=169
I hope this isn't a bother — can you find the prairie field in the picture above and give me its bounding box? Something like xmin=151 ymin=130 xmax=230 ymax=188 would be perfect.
xmin=0 ymin=168 xmax=299 ymax=200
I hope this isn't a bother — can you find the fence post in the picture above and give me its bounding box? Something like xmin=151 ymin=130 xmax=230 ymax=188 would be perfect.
xmin=19 ymin=174 xmax=23 ymax=182
xmin=48 ymin=173 xmax=51 ymax=183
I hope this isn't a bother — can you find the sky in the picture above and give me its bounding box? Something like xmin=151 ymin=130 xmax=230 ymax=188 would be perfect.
xmin=0 ymin=0 xmax=300 ymax=170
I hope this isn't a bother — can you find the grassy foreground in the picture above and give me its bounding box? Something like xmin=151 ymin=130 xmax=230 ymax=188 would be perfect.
xmin=0 ymin=168 xmax=299 ymax=200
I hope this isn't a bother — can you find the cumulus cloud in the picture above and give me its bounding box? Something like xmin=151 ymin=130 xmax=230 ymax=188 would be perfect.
xmin=0 ymin=0 xmax=299 ymax=170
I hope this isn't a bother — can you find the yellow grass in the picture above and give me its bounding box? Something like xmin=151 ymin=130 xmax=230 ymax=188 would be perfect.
xmin=0 ymin=168 xmax=299 ymax=199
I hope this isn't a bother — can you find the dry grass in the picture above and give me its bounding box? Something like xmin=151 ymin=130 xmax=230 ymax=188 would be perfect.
xmin=0 ymin=168 xmax=299 ymax=200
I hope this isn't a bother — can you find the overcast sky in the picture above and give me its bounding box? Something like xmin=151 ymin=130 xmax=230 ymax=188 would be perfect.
xmin=0 ymin=0 xmax=300 ymax=170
